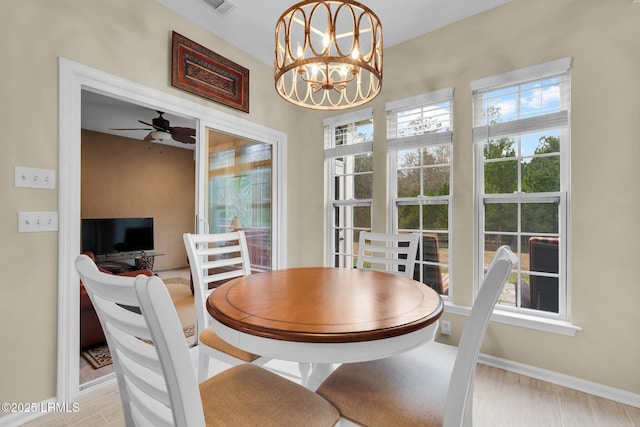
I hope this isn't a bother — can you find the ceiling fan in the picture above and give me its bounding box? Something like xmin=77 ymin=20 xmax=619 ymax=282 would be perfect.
xmin=111 ymin=111 xmax=196 ymax=144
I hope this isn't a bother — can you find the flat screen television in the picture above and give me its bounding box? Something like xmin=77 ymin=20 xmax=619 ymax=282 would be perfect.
xmin=81 ymin=217 xmax=154 ymax=256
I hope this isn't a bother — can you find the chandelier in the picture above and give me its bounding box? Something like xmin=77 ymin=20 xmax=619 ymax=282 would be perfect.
xmin=274 ymin=0 xmax=383 ymax=110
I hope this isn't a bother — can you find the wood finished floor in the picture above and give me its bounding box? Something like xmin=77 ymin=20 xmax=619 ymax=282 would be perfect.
xmin=20 ymin=360 xmax=640 ymax=427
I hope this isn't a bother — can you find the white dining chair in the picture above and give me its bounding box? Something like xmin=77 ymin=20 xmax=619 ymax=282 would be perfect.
xmin=356 ymin=231 xmax=421 ymax=278
xmin=183 ymin=231 xmax=269 ymax=382
xmin=75 ymin=254 xmax=339 ymax=427
xmin=317 ymin=245 xmax=518 ymax=427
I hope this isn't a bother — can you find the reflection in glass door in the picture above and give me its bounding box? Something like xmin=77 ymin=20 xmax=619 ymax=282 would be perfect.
xmin=207 ymin=130 xmax=272 ymax=272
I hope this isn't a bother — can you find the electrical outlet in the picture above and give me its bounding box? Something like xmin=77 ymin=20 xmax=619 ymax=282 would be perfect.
xmin=14 ymin=166 xmax=56 ymax=189
xmin=18 ymin=211 xmax=59 ymax=232
xmin=441 ymin=320 xmax=451 ymax=336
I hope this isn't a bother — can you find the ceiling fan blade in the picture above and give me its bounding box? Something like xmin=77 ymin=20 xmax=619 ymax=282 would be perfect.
xmin=172 ymin=134 xmax=196 ymax=144
xmin=170 ymin=127 xmax=196 ymax=137
xmin=143 ymin=132 xmax=155 ymax=142
xmin=169 ymin=126 xmax=196 ymax=144
xmin=110 ymin=127 xmax=153 ymax=131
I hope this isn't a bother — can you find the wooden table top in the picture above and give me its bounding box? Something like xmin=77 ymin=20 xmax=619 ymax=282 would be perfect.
xmin=207 ymin=267 xmax=444 ymax=344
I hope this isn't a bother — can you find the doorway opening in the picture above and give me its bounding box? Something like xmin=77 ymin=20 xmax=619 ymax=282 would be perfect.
xmin=59 ymin=58 xmax=287 ymax=401
xmin=79 ymin=90 xmax=198 ymax=386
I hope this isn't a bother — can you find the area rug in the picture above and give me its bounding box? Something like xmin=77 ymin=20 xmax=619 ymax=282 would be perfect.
xmin=82 ymin=324 xmax=195 ymax=369
xmin=162 ymin=276 xmax=196 ymax=337
xmin=82 ymin=275 xmax=196 ymax=369
xmin=163 ymin=276 xmax=191 ymax=286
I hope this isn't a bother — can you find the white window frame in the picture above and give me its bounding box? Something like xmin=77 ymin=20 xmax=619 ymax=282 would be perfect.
xmin=324 ymin=108 xmax=374 ymax=267
xmin=471 ymin=57 xmax=579 ymax=333
xmin=387 ymin=88 xmax=454 ymax=297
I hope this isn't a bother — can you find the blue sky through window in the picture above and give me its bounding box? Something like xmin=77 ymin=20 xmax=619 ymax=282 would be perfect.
xmin=482 ymin=77 xmax=562 ymax=125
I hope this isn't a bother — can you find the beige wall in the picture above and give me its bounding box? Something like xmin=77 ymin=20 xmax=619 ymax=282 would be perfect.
xmin=81 ymin=130 xmax=195 ymax=270
xmin=1 ymin=0 xmax=639 ymax=412
xmin=0 ymin=0 xmax=304 ymax=406
xmin=350 ymin=0 xmax=640 ymax=395
xmin=291 ymin=0 xmax=640 ymax=396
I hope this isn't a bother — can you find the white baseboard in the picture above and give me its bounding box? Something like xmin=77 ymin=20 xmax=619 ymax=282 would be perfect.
xmin=478 ymin=353 xmax=640 ymax=408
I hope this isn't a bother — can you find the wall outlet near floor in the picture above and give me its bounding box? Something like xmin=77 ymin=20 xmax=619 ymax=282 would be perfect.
xmin=441 ymin=320 xmax=451 ymax=336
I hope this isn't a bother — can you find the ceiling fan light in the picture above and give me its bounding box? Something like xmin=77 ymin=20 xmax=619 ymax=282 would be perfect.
xmin=150 ymin=130 xmax=171 ymax=141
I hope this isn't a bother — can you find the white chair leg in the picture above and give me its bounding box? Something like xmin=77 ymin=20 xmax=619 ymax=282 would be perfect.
xmin=198 ymin=354 xmax=210 ymax=383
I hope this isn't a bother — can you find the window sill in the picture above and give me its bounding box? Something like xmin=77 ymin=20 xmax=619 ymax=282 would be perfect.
xmin=444 ymin=302 xmax=582 ymax=336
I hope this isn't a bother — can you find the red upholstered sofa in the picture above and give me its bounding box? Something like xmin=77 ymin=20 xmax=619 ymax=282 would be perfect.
xmin=79 ymin=253 xmax=153 ymax=350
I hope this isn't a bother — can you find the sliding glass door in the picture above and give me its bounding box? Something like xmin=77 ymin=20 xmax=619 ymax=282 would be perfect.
xmin=204 ymin=129 xmax=273 ymax=272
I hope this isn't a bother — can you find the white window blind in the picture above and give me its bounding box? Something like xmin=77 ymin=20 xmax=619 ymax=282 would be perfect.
xmin=324 ymin=107 xmax=373 ymax=159
xmin=387 ymin=88 xmax=454 ymax=151
xmin=472 ymin=57 xmax=571 ymax=142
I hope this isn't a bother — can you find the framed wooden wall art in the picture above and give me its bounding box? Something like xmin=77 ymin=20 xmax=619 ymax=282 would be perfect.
xmin=171 ymin=31 xmax=249 ymax=113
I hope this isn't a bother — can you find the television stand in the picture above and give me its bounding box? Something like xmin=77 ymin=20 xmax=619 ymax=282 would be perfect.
xmin=95 ymin=251 xmax=164 ymax=273
xmin=97 ymin=260 xmax=136 ymax=274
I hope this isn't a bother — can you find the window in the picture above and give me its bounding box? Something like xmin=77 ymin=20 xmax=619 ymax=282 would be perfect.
xmin=472 ymin=58 xmax=571 ymax=318
xmin=325 ymin=109 xmax=374 ymax=268
xmin=387 ymin=89 xmax=453 ymax=296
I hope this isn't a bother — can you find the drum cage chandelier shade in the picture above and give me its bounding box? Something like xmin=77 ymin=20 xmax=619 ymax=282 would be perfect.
xmin=274 ymin=0 xmax=383 ymax=110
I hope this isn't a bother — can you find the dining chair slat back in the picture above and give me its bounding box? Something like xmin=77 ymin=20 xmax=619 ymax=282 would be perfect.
xmin=76 ymin=254 xmax=340 ymax=427
xmin=317 ymin=245 xmax=518 ymax=427
xmin=183 ymin=232 xmax=268 ymax=382
xmin=76 ymin=254 xmax=203 ymax=427
xmin=357 ymin=231 xmax=421 ymax=278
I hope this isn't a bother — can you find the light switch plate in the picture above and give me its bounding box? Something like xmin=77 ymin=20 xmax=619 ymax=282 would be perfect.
xmin=18 ymin=211 xmax=59 ymax=232
xmin=15 ymin=166 xmax=56 ymax=189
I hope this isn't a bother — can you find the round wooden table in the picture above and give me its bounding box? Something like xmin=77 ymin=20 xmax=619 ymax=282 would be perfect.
xmin=207 ymin=267 xmax=444 ymax=389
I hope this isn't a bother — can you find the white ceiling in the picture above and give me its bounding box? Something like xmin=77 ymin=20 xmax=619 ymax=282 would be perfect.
xmin=81 ymin=90 xmax=198 ymax=150
xmin=156 ymin=0 xmax=511 ymax=66
xmin=82 ymin=0 xmax=511 ymax=147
